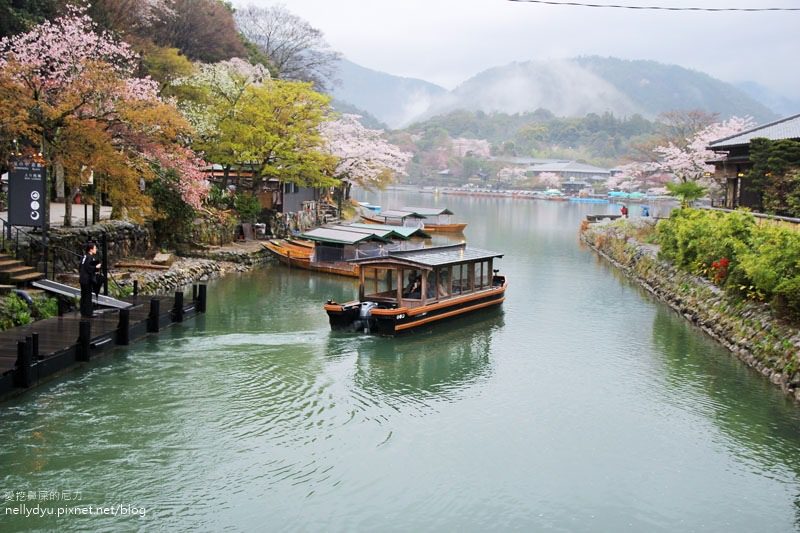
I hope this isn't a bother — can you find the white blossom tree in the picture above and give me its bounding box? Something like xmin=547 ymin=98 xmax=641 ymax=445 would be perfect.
xmin=320 ymin=114 xmax=412 ymax=187
xmin=537 ymin=172 xmax=561 ymax=189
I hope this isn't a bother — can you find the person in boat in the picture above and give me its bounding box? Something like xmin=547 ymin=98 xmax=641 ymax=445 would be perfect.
xmin=404 ymin=272 xmax=421 ymax=298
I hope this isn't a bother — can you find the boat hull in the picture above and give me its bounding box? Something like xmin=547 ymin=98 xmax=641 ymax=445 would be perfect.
xmin=326 ymin=279 xmax=507 ymax=335
xmin=360 ymin=214 xmax=467 ymax=233
xmin=262 ymin=241 xmax=359 ymax=277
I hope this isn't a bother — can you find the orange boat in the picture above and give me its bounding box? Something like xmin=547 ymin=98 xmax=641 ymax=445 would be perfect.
xmin=324 ymin=243 xmax=506 ymax=335
xmin=262 ymin=240 xmax=359 ymax=277
xmin=360 ymin=206 xmax=468 ymax=233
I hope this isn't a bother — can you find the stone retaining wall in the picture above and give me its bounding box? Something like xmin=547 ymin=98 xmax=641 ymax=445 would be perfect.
xmin=42 ymin=221 xmax=153 ymax=273
xmin=581 ymin=220 xmax=800 ymax=402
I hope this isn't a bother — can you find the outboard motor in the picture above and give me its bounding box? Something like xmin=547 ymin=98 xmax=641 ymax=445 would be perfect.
xmin=356 ymin=301 xmax=378 ymax=333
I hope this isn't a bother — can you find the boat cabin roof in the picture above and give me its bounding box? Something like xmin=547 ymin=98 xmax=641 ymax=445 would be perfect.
xmin=355 ymin=243 xmax=502 ymax=270
xmin=400 ymin=206 xmax=454 ymax=216
xmin=376 ymin=209 xmax=427 ymax=220
xmin=301 ymin=227 xmax=390 ymax=245
xmin=327 ymin=224 xmax=404 ymax=240
xmin=348 ymin=223 xmax=431 ymax=239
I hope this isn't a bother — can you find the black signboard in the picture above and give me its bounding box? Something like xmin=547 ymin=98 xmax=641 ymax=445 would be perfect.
xmin=8 ymin=158 xmax=47 ymax=228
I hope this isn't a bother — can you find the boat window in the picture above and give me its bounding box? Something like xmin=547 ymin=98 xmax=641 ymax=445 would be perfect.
xmin=452 ymin=263 xmax=468 ymax=295
xmin=437 ymin=268 xmax=451 ymax=299
xmin=364 ymin=267 xmax=396 ymax=299
xmin=402 ymin=268 xmax=422 ymax=299
xmin=475 ymin=261 xmax=489 ymax=289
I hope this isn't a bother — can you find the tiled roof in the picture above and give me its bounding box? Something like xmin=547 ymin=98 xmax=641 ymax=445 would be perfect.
xmin=708 ymin=113 xmax=800 ymax=148
xmin=348 ymin=223 xmax=431 ymax=239
xmin=529 ymin=161 xmax=610 ymax=174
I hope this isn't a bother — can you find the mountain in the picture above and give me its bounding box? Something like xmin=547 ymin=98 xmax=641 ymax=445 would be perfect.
xmin=334 ymin=56 xmax=779 ymax=128
xmin=734 ymin=81 xmax=800 ymax=117
xmin=329 ymin=59 xmax=448 ymax=129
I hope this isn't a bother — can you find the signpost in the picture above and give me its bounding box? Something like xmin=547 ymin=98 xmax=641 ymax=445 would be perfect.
xmin=8 ymin=158 xmax=47 ymax=228
xmin=7 ymin=157 xmax=48 ymax=277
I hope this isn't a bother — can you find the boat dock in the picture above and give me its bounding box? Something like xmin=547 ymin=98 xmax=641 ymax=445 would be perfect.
xmin=0 ymin=284 xmax=207 ymax=399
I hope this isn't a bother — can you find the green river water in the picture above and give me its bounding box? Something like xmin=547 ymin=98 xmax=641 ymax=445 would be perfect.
xmin=2 ymin=190 xmax=800 ymax=532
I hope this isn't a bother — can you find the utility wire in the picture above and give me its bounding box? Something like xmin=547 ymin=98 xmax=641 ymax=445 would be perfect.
xmin=507 ymin=0 xmax=800 ymax=11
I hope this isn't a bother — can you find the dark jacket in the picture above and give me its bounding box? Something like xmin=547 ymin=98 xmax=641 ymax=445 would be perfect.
xmin=79 ymin=254 xmax=98 ymax=286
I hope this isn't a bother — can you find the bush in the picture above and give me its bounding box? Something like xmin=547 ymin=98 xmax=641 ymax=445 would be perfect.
xmin=31 ymin=295 xmax=58 ymax=320
xmin=773 ymin=276 xmax=800 ymax=322
xmin=0 ymin=294 xmax=32 ymax=331
xmin=234 ymin=192 xmax=262 ymax=223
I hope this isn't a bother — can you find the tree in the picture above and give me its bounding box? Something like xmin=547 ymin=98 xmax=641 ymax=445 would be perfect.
xmin=319 ymin=114 xmax=411 ymax=188
xmin=235 ymin=4 xmax=341 ymax=91
xmin=652 ymin=116 xmax=755 ymax=187
xmin=666 ymin=181 xmax=707 ymax=207
xmin=150 ymin=0 xmax=246 ymax=63
xmin=0 ymin=7 xmax=207 ymax=224
xmin=747 ymin=138 xmax=800 ymax=215
xmin=538 ymin=172 xmax=561 ymax=189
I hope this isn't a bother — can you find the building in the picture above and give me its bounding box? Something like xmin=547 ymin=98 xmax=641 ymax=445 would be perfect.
xmin=707 ymin=113 xmax=800 ymax=209
xmin=526 ymin=161 xmax=611 ymax=184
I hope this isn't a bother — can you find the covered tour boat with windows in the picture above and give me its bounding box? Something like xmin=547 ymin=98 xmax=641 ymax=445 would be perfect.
xmin=324 ymin=243 xmax=506 ymax=335
xmin=360 ymin=206 xmax=468 ymax=233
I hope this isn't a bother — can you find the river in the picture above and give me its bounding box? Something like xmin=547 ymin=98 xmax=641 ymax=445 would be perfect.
xmin=2 ymin=190 xmax=799 ymax=531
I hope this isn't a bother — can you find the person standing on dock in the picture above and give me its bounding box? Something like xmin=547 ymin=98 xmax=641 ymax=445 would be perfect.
xmin=80 ymin=243 xmax=101 ymax=318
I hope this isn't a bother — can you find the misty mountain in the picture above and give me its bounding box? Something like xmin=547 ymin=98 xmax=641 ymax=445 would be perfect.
xmin=329 ymin=59 xmax=448 ymax=129
xmin=334 ymin=56 xmax=778 ymax=128
xmin=734 ymin=81 xmax=800 ymax=117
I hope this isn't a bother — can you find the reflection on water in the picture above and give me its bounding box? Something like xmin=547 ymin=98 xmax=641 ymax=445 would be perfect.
xmin=2 ymin=191 xmax=800 ymax=531
xmin=351 ymin=308 xmax=503 ymax=400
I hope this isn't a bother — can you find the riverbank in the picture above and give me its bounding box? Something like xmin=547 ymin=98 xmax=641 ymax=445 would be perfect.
xmin=581 ymin=219 xmax=800 ymax=402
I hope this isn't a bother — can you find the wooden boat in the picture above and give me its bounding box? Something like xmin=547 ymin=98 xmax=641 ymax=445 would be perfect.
xmin=262 ymin=240 xmax=359 ymax=277
xmin=263 ymin=224 xmax=428 ymax=278
xmin=401 ymin=206 xmax=468 ymax=233
xmin=324 ymin=243 xmax=506 ymax=335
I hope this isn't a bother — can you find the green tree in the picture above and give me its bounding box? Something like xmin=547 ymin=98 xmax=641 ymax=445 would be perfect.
xmin=666 ymin=181 xmax=706 ymax=207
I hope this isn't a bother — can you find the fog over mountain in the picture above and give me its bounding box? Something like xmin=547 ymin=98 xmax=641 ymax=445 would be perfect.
xmin=332 ymin=56 xmax=779 ymax=129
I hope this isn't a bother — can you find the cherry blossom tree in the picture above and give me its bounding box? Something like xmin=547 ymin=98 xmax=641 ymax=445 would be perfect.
xmin=652 ymin=116 xmax=755 ymax=185
xmin=0 ymin=6 xmax=208 ymax=223
xmin=319 ymin=114 xmax=412 ymax=187
xmin=537 ymin=172 xmax=561 ymax=189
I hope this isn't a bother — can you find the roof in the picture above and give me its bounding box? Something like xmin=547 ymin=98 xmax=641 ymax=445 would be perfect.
xmin=356 ymin=244 xmax=503 ymax=268
xmin=327 ymin=225 xmax=405 ymax=240
xmin=708 ymin=113 xmax=800 ymax=149
xmin=300 ymin=228 xmax=389 ymax=245
xmin=375 ymin=209 xmax=427 ymax=220
xmin=529 ymin=161 xmax=611 ymax=175
xmin=348 ymin=223 xmax=431 ymax=239
xmin=400 ymin=206 xmax=454 ymax=216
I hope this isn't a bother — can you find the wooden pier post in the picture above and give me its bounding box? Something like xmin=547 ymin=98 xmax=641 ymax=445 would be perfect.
xmin=198 ymin=284 xmax=207 ymax=313
xmin=148 ymin=298 xmax=160 ymax=333
xmin=133 ymin=279 xmax=139 ymax=297
xmin=15 ymin=339 xmax=33 ymax=388
xmin=192 ymin=284 xmax=198 ymax=301
xmin=31 ymin=332 xmax=39 ymax=360
xmin=77 ymin=320 xmax=91 ymax=362
xmin=117 ymin=308 xmax=130 ymax=345
xmin=173 ymin=291 xmax=184 ymax=322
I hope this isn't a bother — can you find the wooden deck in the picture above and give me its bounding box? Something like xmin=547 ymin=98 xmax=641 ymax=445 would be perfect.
xmin=0 ymin=286 xmax=206 ymax=399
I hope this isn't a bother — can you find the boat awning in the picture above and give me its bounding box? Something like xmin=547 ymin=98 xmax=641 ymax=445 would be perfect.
xmin=327 ymin=225 xmax=403 ymax=240
xmin=377 ymin=209 xmax=427 ymax=220
xmin=300 ymin=228 xmax=390 ymax=245
xmin=400 ymin=206 xmax=454 ymax=216
xmin=355 ymin=244 xmax=503 ymax=269
xmin=348 ymin=223 xmax=431 ymax=239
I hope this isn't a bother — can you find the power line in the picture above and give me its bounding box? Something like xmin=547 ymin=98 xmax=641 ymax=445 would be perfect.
xmin=507 ymin=0 xmax=800 ymax=11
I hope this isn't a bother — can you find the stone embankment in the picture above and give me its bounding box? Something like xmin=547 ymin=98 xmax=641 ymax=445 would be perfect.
xmin=581 ymin=219 xmax=800 ymax=402
xmin=113 ymin=243 xmax=272 ymax=296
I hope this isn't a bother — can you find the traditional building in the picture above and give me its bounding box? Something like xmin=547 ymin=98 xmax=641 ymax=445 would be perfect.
xmin=708 ymin=113 xmax=800 ymax=209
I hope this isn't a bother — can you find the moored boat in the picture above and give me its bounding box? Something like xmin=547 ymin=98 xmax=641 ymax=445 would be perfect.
xmin=324 ymin=243 xmax=506 ymax=335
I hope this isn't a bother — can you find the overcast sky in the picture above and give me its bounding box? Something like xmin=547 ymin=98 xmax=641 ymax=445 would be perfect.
xmin=233 ymin=0 xmax=799 ymax=98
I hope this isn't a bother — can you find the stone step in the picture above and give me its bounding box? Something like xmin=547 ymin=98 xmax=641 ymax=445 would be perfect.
xmin=0 ymin=259 xmax=24 ymax=268
xmin=10 ymin=271 xmax=44 ymax=284
xmin=0 ymin=284 xmax=15 ymax=294
xmin=0 ymin=265 xmax=34 ymax=274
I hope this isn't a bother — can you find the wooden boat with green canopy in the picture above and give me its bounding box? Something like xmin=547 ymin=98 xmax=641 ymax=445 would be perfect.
xmin=324 ymin=243 xmax=506 ymax=335
xmin=262 ymin=224 xmax=432 ymax=277
xmin=400 ymin=206 xmax=468 ymax=233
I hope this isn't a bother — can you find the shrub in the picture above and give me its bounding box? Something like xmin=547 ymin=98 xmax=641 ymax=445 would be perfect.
xmin=773 ymin=276 xmax=800 ymax=322
xmin=0 ymin=294 xmax=32 ymax=331
xmin=234 ymin=192 xmax=262 ymax=223
xmin=31 ymin=295 xmax=58 ymax=320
